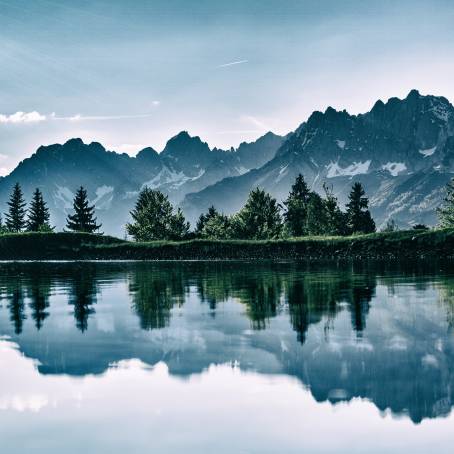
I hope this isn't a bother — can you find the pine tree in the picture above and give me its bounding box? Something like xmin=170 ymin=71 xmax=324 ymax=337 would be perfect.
xmin=5 ymin=183 xmax=27 ymax=232
xmin=437 ymin=178 xmax=454 ymax=228
xmin=66 ymin=186 xmax=101 ymax=233
xmin=168 ymin=208 xmax=190 ymax=240
xmin=305 ymin=192 xmax=328 ymax=235
xmin=283 ymin=174 xmax=311 ymax=236
xmin=232 ymin=188 xmax=282 ymax=239
xmin=126 ymin=187 xmax=189 ymax=241
xmin=195 ymin=206 xmax=219 ymax=235
xmin=322 ymin=183 xmax=347 ymax=236
xmin=202 ymin=213 xmax=232 ymax=239
xmin=345 ymin=182 xmax=375 ymax=234
xmin=27 ymin=188 xmax=52 ymax=232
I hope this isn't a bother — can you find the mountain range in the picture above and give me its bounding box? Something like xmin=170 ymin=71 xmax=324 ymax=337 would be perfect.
xmin=1 ymin=89 xmax=453 ymax=236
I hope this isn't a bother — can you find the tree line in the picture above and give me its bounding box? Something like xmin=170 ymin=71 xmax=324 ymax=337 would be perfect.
xmin=3 ymin=175 xmax=454 ymax=239
xmin=126 ymin=175 xmax=376 ymax=241
xmin=0 ymin=184 xmax=101 ymax=234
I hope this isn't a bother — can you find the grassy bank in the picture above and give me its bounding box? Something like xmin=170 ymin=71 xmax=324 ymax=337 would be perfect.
xmin=0 ymin=229 xmax=453 ymax=260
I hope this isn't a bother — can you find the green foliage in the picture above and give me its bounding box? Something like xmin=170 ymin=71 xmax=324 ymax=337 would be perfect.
xmin=126 ymin=187 xmax=189 ymax=241
xmin=283 ymin=174 xmax=311 ymax=236
xmin=413 ymin=223 xmax=429 ymax=231
xmin=231 ymin=187 xmax=282 ymax=239
xmin=305 ymin=192 xmax=327 ymax=235
xmin=27 ymin=188 xmax=53 ymax=232
xmin=0 ymin=229 xmax=453 ymax=260
xmin=5 ymin=182 xmax=27 ymax=232
xmin=437 ymin=178 xmax=454 ymax=228
xmin=196 ymin=205 xmax=232 ymax=239
xmin=283 ymin=177 xmax=347 ymax=237
xmin=202 ymin=212 xmax=232 ymax=239
xmin=66 ymin=186 xmax=102 ymax=233
xmin=168 ymin=208 xmax=190 ymax=240
xmin=322 ymin=183 xmax=347 ymax=236
xmin=195 ymin=205 xmax=218 ymax=234
xmin=346 ymin=182 xmax=376 ymax=234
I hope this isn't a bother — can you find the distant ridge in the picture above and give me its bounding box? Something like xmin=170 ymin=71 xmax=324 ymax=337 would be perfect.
xmin=2 ymin=90 xmax=454 ymax=235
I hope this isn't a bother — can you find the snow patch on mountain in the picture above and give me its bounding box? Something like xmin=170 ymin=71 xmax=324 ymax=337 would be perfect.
xmin=234 ymin=166 xmax=249 ymax=175
xmin=53 ymin=185 xmax=74 ymax=210
xmin=409 ymin=188 xmax=444 ymax=213
xmin=93 ymin=185 xmax=114 ymax=209
xmin=276 ymin=164 xmax=289 ymax=183
xmin=370 ymin=180 xmax=395 ymax=206
xmin=336 ymin=140 xmax=346 ymax=149
xmin=143 ymin=167 xmax=189 ymax=189
xmin=382 ymin=162 xmax=407 ymax=176
xmin=430 ymin=102 xmax=451 ymax=122
xmin=419 ymin=147 xmax=437 ymax=157
xmin=326 ymin=160 xmax=371 ymax=178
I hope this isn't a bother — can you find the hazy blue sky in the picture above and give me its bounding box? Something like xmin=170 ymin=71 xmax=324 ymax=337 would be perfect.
xmin=1 ymin=0 xmax=454 ymax=174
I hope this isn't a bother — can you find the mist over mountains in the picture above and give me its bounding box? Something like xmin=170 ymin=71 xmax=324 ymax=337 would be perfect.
xmin=1 ymin=90 xmax=453 ymax=236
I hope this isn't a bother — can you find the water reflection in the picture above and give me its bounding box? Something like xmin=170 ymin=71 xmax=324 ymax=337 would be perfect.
xmin=0 ymin=261 xmax=454 ymax=424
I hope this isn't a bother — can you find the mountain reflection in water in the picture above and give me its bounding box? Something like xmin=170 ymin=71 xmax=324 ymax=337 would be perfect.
xmin=1 ymin=261 xmax=454 ymax=425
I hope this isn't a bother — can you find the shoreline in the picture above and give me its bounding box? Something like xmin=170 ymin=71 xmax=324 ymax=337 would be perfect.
xmin=0 ymin=229 xmax=453 ymax=261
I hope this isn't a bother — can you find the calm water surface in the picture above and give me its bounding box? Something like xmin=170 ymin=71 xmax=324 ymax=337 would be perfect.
xmin=1 ymin=261 xmax=454 ymax=453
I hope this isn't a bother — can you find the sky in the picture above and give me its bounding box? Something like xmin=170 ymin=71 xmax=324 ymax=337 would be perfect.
xmin=1 ymin=0 xmax=454 ymax=175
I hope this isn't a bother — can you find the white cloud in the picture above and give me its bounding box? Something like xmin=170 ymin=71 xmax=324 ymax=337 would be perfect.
xmin=0 ymin=111 xmax=46 ymax=124
xmin=240 ymin=115 xmax=268 ymax=130
xmin=54 ymin=113 xmax=155 ymax=121
xmin=216 ymin=60 xmax=248 ymax=68
xmin=1 ymin=109 xmax=158 ymax=124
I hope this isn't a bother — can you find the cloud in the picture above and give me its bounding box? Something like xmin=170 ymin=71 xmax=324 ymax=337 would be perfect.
xmin=53 ymin=113 xmax=155 ymax=121
xmin=1 ymin=106 xmax=160 ymax=124
xmin=240 ymin=115 xmax=268 ymax=130
xmin=216 ymin=60 xmax=248 ymax=68
xmin=0 ymin=111 xmax=46 ymax=124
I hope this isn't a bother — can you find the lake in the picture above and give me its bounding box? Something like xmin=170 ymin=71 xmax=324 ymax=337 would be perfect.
xmin=1 ymin=261 xmax=454 ymax=453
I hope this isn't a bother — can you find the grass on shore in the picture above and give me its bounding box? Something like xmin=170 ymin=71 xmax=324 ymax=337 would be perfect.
xmin=0 ymin=228 xmax=453 ymax=260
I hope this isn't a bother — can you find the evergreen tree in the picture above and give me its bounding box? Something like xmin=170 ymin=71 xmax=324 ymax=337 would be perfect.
xmin=413 ymin=223 xmax=429 ymax=231
xmin=5 ymin=182 xmax=27 ymax=232
xmin=322 ymin=183 xmax=347 ymax=236
xmin=126 ymin=187 xmax=189 ymax=241
xmin=306 ymin=192 xmax=327 ymax=235
xmin=27 ymin=188 xmax=52 ymax=232
xmin=66 ymin=186 xmax=101 ymax=233
xmin=437 ymin=178 xmax=454 ymax=228
xmin=232 ymin=188 xmax=282 ymax=239
xmin=283 ymin=174 xmax=311 ymax=236
xmin=345 ymin=182 xmax=375 ymax=234
xmin=168 ymin=208 xmax=190 ymax=240
xmin=201 ymin=212 xmax=232 ymax=239
xmin=195 ymin=206 xmax=219 ymax=235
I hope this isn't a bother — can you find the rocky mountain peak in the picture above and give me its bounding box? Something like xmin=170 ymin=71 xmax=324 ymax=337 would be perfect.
xmin=135 ymin=146 xmax=159 ymax=160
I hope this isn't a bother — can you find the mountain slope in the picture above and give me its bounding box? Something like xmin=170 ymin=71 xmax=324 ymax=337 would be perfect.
xmin=0 ymin=132 xmax=284 ymax=236
xmin=182 ymin=90 xmax=454 ymax=228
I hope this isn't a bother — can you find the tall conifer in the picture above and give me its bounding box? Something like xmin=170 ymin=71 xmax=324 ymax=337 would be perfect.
xmin=66 ymin=186 xmax=101 ymax=233
xmin=5 ymin=183 xmax=27 ymax=232
xmin=27 ymin=188 xmax=51 ymax=232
